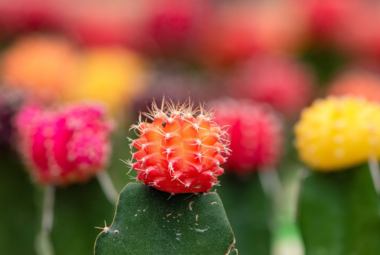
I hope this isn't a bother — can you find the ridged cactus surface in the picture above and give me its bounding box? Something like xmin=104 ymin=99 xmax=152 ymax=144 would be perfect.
xmin=129 ymin=100 xmax=230 ymax=194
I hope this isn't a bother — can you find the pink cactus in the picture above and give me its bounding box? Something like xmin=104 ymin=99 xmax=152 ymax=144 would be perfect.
xmin=211 ymin=98 xmax=283 ymax=174
xmin=15 ymin=103 xmax=114 ymax=186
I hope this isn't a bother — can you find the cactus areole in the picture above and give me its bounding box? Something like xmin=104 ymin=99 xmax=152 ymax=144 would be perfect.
xmin=128 ymin=99 xmax=231 ymax=194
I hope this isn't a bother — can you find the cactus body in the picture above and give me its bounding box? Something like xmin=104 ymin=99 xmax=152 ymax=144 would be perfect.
xmin=298 ymin=163 xmax=380 ymax=255
xmin=129 ymin=100 xmax=230 ymax=194
xmin=228 ymin=56 xmax=315 ymax=117
xmin=212 ymin=99 xmax=283 ymax=173
xmin=0 ymin=36 xmax=79 ymax=102
xmin=328 ymin=70 xmax=380 ymax=103
xmin=15 ymin=103 xmax=113 ymax=185
xmin=62 ymin=48 xmax=146 ymax=116
xmin=94 ymin=183 xmax=237 ymax=255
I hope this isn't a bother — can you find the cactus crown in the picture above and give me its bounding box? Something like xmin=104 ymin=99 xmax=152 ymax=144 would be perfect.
xmin=127 ymin=98 xmax=231 ymax=194
xmin=294 ymin=96 xmax=380 ymax=171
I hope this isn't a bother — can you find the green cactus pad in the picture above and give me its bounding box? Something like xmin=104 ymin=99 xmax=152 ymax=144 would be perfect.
xmin=217 ymin=173 xmax=272 ymax=255
xmin=298 ymin=163 xmax=380 ymax=255
xmin=94 ymin=183 xmax=237 ymax=255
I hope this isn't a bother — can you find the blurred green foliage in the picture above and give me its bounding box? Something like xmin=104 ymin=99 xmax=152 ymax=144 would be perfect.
xmin=298 ymin=164 xmax=380 ymax=255
xmin=0 ymin=128 xmax=136 ymax=255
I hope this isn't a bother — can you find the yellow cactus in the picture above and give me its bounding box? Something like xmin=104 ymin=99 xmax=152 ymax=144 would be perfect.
xmin=63 ymin=48 xmax=147 ymax=117
xmin=294 ymin=97 xmax=380 ymax=171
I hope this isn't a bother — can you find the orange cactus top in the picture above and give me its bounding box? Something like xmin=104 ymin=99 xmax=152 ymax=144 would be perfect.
xmin=128 ymin=99 xmax=231 ymax=194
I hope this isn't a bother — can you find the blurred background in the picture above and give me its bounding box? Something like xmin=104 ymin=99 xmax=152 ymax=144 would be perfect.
xmin=1 ymin=0 xmax=380 ymax=254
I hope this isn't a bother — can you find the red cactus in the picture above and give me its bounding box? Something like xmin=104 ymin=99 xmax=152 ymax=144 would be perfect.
xmin=198 ymin=1 xmax=307 ymax=68
xmin=15 ymin=103 xmax=114 ymax=186
xmin=227 ymin=55 xmax=315 ymax=118
xmin=128 ymin=99 xmax=230 ymax=194
xmin=211 ymin=99 xmax=283 ymax=174
xmin=130 ymin=0 xmax=210 ymax=58
xmin=0 ymin=0 xmax=60 ymax=35
xmin=57 ymin=0 xmax=134 ymax=47
xmin=297 ymin=0 xmax=360 ymax=42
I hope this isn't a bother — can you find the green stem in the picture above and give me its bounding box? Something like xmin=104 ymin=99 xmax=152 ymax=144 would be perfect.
xmin=368 ymin=157 xmax=380 ymax=194
xmin=97 ymin=171 xmax=118 ymax=205
xmin=35 ymin=185 xmax=55 ymax=255
xmin=258 ymin=167 xmax=282 ymax=198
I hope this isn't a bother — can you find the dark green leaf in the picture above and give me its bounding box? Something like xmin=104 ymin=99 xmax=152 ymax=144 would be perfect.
xmin=95 ymin=183 xmax=236 ymax=255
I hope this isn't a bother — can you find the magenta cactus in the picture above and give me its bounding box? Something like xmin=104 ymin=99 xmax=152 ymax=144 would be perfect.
xmin=211 ymin=98 xmax=283 ymax=174
xmin=14 ymin=103 xmax=114 ymax=185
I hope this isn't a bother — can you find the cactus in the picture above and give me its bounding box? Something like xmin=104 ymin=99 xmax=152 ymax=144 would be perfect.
xmin=294 ymin=97 xmax=380 ymax=171
xmin=294 ymin=96 xmax=380 ymax=254
xmin=15 ymin=103 xmax=114 ymax=185
xmin=130 ymin=0 xmax=210 ymax=60
xmin=328 ymin=69 xmax=380 ymax=103
xmin=217 ymin=173 xmax=272 ymax=255
xmin=128 ymin=99 xmax=230 ymax=194
xmin=57 ymin=0 xmax=131 ymax=46
xmin=94 ymin=99 xmax=236 ymax=254
xmin=62 ymin=48 xmax=147 ymax=117
xmin=211 ymin=98 xmax=283 ymax=254
xmin=212 ymin=98 xmax=283 ymax=174
xmin=13 ymin=102 xmax=115 ymax=255
xmin=95 ymin=183 xmax=237 ymax=254
xmin=227 ymin=55 xmax=315 ymax=118
xmin=0 ymin=35 xmax=79 ymax=103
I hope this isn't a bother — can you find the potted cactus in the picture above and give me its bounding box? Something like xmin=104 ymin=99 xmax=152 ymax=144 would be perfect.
xmin=94 ymin=99 xmax=237 ymax=254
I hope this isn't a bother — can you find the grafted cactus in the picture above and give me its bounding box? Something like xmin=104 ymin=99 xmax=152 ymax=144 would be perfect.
xmin=14 ymin=102 xmax=115 ymax=255
xmin=95 ymin=99 xmax=236 ymax=254
xmin=15 ymin=103 xmax=114 ymax=185
xmin=211 ymin=98 xmax=283 ymax=254
xmin=294 ymin=96 xmax=380 ymax=255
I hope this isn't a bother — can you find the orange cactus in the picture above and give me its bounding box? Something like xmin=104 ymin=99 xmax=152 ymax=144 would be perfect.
xmin=127 ymin=99 xmax=231 ymax=194
xmin=0 ymin=36 xmax=79 ymax=102
xmin=328 ymin=70 xmax=380 ymax=103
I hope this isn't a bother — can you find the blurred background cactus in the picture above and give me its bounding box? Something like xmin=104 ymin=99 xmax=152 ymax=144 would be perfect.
xmin=1 ymin=0 xmax=380 ymax=254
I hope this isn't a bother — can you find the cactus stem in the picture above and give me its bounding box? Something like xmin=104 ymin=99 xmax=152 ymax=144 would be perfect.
xmin=42 ymin=185 xmax=55 ymax=232
xmin=35 ymin=185 xmax=55 ymax=255
xmin=368 ymin=157 xmax=380 ymax=194
xmin=97 ymin=171 xmax=118 ymax=205
xmin=258 ymin=168 xmax=282 ymax=198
